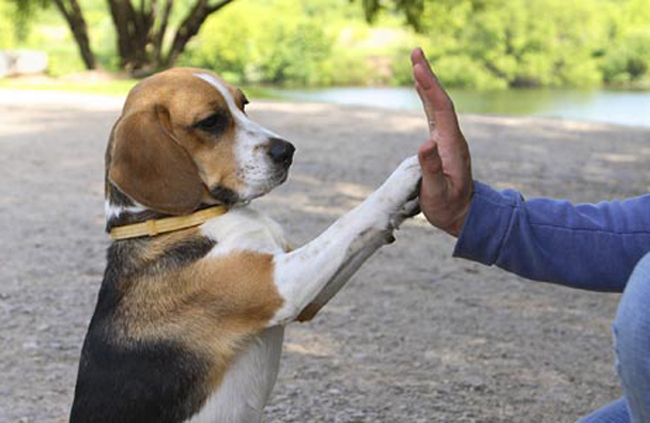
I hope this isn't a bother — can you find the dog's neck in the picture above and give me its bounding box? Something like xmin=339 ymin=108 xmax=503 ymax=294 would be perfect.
xmin=104 ymin=201 xmax=166 ymax=234
xmin=104 ymin=184 xmax=227 ymax=235
xmin=103 ymin=183 xmax=159 ymax=233
xmin=104 ymin=180 xmax=245 ymax=239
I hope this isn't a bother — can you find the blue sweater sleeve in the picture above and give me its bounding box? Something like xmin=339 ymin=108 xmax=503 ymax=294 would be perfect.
xmin=453 ymin=181 xmax=650 ymax=292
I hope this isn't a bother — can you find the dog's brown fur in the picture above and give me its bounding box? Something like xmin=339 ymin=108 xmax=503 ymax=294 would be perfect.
xmin=107 ymin=69 xmax=249 ymax=215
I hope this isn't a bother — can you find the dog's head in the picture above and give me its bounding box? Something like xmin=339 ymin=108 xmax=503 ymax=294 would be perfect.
xmin=106 ymin=68 xmax=295 ymax=215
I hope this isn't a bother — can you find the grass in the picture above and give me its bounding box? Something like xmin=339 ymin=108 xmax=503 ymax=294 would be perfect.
xmin=0 ymin=77 xmax=281 ymax=99
xmin=0 ymin=78 xmax=138 ymax=96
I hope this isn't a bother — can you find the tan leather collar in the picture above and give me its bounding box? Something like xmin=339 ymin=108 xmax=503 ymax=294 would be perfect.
xmin=109 ymin=206 xmax=228 ymax=241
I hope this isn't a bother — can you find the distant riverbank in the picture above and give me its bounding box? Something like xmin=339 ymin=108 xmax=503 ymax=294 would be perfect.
xmin=3 ymin=82 xmax=649 ymax=128
xmin=271 ymin=87 xmax=650 ymax=128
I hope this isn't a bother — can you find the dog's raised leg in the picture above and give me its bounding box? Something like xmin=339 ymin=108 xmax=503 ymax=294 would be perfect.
xmin=296 ymin=181 xmax=420 ymax=322
xmin=268 ymin=156 xmax=421 ymax=326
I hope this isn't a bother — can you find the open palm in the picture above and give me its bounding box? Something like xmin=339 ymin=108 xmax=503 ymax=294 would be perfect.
xmin=411 ymin=47 xmax=474 ymax=237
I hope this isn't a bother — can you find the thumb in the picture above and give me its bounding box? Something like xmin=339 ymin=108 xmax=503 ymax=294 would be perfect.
xmin=418 ymin=139 xmax=445 ymax=182
xmin=418 ymin=139 xmax=448 ymax=199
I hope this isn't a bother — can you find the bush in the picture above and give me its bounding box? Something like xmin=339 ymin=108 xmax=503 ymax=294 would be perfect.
xmin=434 ymin=55 xmax=508 ymax=90
xmin=601 ymin=29 xmax=650 ymax=87
xmin=187 ymin=0 xmax=422 ymax=87
xmin=187 ymin=0 xmax=338 ymax=86
xmin=0 ymin=1 xmax=16 ymax=49
xmin=7 ymin=0 xmax=650 ymax=90
xmin=416 ymin=0 xmax=620 ymax=89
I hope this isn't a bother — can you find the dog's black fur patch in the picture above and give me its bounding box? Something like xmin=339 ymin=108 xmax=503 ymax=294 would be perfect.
xmin=70 ymin=236 xmax=216 ymax=423
xmin=70 ymin=330 xmax=209 ymax=423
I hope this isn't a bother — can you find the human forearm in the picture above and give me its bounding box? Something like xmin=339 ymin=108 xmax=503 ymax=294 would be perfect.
xmin=454 ymin=182 xmax=650 ymax=292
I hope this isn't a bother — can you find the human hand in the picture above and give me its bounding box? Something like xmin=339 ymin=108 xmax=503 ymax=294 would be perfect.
xmin=411 ymin=47 xmax=473 ymax=237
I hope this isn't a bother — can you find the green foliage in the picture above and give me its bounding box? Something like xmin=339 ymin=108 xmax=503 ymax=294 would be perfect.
xmin=0 ymin=76 xmax=138 ymax=94
xmin=413 ymin=0 xmax=650 ymax=89
xmin=186 ymin=0 xmax=425 ymax=86
xmin=0 ymin=0 xmax=115 ymax=74
xmin=435 ymin=56 xmax=508 ymax=90
xmin=601 ymin=28 xmax=650 ymax=87
xmin=352 ymin=0 xmax=650 ymax=89
xmin=0 ymin=0 xmax=18 ymax=48
xmin=2 ymin=0 xmax=650 ymax=90
xmin=187 ymin=0 xmax=650 ymax=89
xmin=355 ymin=0 xmax=424 ymax=29
xmin=186 ymin=0 xmax=349 ymax=86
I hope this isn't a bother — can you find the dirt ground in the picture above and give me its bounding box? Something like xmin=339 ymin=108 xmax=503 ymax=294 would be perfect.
xmin=2 ymin=89 xmax=650 ymax=423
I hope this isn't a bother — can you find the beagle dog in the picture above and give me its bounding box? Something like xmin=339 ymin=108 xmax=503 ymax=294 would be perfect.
xmin=70 ymin=68 xmax=421 ymax=423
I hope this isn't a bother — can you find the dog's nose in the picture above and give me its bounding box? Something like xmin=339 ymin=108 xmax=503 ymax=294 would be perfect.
xmin=268 ymin=138 xmax=295 ymax=165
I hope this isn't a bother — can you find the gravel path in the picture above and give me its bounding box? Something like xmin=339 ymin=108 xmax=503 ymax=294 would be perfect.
xmin=1 ymin=90 xmax=650 ymax=423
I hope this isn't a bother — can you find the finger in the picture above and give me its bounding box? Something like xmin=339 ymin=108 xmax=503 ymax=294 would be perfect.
xmin=418 ymin=139 xmax=447 ymax=201
xmin=411 ymin=48 xmax=453 ymax=112
xmin=410 ymin=48 xmax=437 ymax=92
xmin=413 ymin=65 xmax=457 ymax=127
xmin=413 ymin=67 xmax=439 ymax=133
xmin=412 ymin=60 xmax=460 ymax=142
xmin=415 ymin=83 xmax=436 ymax=131
xmin=410 ymin=47 xmax=434 ymax=79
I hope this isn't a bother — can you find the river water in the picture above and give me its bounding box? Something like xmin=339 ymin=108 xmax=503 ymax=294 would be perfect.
xmin=271 ymin=87 xmax=650 ymax=128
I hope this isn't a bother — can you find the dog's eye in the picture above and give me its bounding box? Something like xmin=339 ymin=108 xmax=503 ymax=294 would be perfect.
xmin=195 ymin=112 xmax=229 ymax=134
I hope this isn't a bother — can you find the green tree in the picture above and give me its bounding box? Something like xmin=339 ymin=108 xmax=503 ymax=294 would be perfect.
xmin=355 ymin=0 xmax=424 ymax=29
xmin=188 ymin=0 xmax=337 ymax=86
xmin=359 ymin=0 xmax=650 ymax=89
xmin=600 ymin=0 xmax=650 ymax=87
xmin=12 ymin=0 xmax=237 ymax=74
xmin=0 ymin=1 xmax=17 ymax=49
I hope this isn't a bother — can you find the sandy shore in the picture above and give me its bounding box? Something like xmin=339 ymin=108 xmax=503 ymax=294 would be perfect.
xmin=1 ymin=90 xmax=650 ymax=422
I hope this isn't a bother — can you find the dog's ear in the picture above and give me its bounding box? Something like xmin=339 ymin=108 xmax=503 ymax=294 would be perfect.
xmin=108 ymin=107 xmax=205 ymax=215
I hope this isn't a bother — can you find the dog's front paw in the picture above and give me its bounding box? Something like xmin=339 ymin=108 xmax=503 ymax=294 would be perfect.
xmin=390 ymin=196 xmax=421 ymax=230
xmin=375 ymin=155 xmax=421 ymax=210
xmin=360 ymin=155 xmax=422 ymax=234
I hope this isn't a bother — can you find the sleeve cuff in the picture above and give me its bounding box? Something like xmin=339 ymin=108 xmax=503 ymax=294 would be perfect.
xmin=452 ymin=181 xmax=520 ymax=266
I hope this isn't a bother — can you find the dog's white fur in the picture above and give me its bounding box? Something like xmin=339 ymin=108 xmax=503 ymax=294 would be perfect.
xmin=186 ymin=326 xmax=285 ymax=423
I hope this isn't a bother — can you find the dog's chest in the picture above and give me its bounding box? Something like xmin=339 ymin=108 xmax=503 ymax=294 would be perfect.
xmin=186 ymin=326 xmax=285 ymax=423
xmin=187 ymin=207 xmax=287 ymax=422
xmin=200 ymin=206 xmax=289 ymax=256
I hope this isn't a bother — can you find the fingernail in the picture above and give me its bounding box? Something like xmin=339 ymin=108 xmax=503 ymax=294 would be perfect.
xmin=412 ymin=47 xmax=427 ymax=65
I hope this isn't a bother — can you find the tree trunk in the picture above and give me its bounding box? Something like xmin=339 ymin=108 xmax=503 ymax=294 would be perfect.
xmin=162 ymin=0 xmax=234 ymax=67
xmin=153 ymin=0 xmax=174 ymax=66
xmin=106 ymin=0 xmax=132 ymax=67
xmin=46 ymin=0 xmax=237 ymax=74
xmin=52 ymin=0 xmax=236 ymax=75
xmin=123 ymin=0 xmax=151 ymax=69
xmin=52 ymin=0 xmax=96 ymax=70
xmin=107 ymin=0 xmax=161 ymax=73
